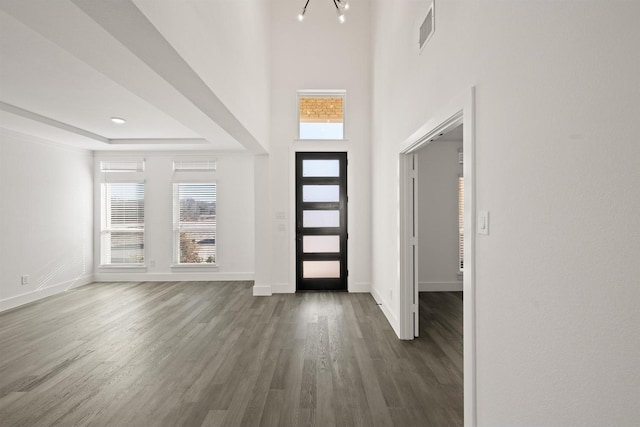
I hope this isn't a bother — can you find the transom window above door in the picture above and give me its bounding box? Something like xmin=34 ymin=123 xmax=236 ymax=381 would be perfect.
xmin=297 ymin=90 xmax=346 ymax=140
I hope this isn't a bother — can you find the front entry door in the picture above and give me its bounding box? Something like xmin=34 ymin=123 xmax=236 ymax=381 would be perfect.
xmin=296 ymin=152 xmax=347 ymax=291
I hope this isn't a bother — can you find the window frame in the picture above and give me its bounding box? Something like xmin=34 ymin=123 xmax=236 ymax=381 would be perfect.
xmin=296 ymin=90 xmax=347 ymax=141
xmin=98 ymin=159 xmax=146 ymax=267
xmin=171 ymin=177 xmax=218 ymax=268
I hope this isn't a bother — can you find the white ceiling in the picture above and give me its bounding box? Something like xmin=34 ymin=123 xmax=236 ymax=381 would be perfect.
xmin=0 ymin=1 xmax=261 ymax=152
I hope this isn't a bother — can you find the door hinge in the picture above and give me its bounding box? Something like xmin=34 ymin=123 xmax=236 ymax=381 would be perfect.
xmin=410 ymin=236 xmax=416 ymax=246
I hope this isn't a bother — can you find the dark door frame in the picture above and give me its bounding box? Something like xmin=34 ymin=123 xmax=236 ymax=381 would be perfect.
xmin=295 ymin=152 xmax=348 ymax=292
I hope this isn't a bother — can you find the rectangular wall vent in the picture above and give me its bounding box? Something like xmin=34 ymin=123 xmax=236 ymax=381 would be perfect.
xmin=419 ymin=2 xmax=435 ymax=52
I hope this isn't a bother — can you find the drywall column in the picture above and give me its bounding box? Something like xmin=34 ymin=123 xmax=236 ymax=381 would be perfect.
xmin=253 ymin=154 xmax=272 ymax=295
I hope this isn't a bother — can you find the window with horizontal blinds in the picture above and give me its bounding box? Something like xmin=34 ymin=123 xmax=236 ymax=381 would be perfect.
xmin=458 ymin=176 xmax=464 ymax=272
xmin=173 ymin=183 xmax=217 ymax=264
xmin=100 ymin=183 xmax=145 ymax=265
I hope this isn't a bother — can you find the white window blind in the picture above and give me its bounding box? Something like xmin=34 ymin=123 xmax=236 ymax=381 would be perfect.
xmin=100 ymin=160 xmax=144 ymax=173
xmin=101 ymin=183 xmax=145 ymax=265
xmin=173 ymin=159 xmax=216 ymax=172
xmin=458 ymin=176 xmax=464 ymax=272
xmin=173 ymin=183 xmax=217 ymax=264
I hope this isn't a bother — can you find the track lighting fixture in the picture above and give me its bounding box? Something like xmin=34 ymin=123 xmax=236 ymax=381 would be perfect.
xmin=298 ymin=0 xmax=309 ymax=21
xmin=297 ymin=0 xmax=350 ymax=23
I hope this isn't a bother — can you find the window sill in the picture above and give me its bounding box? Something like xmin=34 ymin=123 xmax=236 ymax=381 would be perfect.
xmin=171 ymin=264 xmax=219 ymax=270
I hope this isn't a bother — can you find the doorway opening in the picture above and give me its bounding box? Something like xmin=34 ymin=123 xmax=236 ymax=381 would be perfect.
xmin=416 ymin=126 xmax=463 ymax=298
xmin=398 ymin=89 xmax=476 ymax=426
xmin=295 ymin=152 xmax=348 ymax=291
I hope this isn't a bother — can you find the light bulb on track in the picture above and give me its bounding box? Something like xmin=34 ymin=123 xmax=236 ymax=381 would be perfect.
xmin=297 ymin=0 xmax=349 ymax=23
xmin=298 ymin=0 xmax=310 ymax=22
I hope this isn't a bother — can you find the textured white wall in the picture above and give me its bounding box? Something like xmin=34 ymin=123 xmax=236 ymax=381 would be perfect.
xmin=257 ymin=0 xmax=372 ymax=293
xmin=418 ymin=139 xmax=463 ymax=290
xmin=371 ymin=1 xmax=640 ymax=425
xmin=0 ymin=130 xmax=93 ymax=311
xmin=93 ymin=151 xmax=255 ymax=281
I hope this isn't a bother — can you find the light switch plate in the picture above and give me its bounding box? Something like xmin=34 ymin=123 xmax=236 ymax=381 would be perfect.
xmin=478 ymin=211 xmax=489 ymax=235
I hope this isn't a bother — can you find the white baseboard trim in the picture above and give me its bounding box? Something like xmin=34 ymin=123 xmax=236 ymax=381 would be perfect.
xmin=93 ymin=272 xmax=254 ymax=282
xmin=371 ymin=286 xmax=400 ymax=338
xmin=253 ymin=284 xmax=272 ymax=296
xmin=419 ymin=281 xmax=463 ymax=292
xmin=272 ymin=283 xmax=294 ymax=294
xmin=268 ymin=282 xmax=369 ymax=294
xmin=0 ymin=274 xmax=94 ymax=313
xmin=349 ymin=282 xmax=371 ymax=293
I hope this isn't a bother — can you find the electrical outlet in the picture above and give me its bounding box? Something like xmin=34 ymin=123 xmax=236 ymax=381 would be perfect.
xmin=21 ymin=275 xmax=29 ymax=285
xmin=149 ymin=260 xmax=156 ymax=267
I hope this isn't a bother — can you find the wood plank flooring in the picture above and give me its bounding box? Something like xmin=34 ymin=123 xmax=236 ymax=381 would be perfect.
xmin=0 ymin=282 xmax=462 ymax=427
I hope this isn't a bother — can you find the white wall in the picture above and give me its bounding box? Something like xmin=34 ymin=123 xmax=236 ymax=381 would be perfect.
xmin=371 ymin=1 xmax=640 ymax=426
xmin=0 ymin=129 xmax=93 ymax=311
xmin=253 ymin=0 xmax=372 ymax=294
xmin=93 ymin=151 xmax=255 ymax=282
xmin=133 ymin=0 xmax=271 ymax=150
xmin=418 ymin=139 xmax=463 ymax=291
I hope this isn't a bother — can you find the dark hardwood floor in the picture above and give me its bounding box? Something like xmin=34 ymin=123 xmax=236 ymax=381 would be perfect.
xmin=0 ymin=282 xmax=462 ymax=427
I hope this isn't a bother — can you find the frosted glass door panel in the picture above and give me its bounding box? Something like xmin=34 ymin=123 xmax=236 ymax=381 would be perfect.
xmin=303 ymin=261 xmax=341 ymax=278
xmin=303 ymin=235 xmax=340 ymax=253
xmin=302 ymin=160 xmax=340 ymax=177
xmin=296 ymin=152 xmax=346 ymax=291
xmin=302 ymin=185 xmax=339 ymax=202
xmin=303 ymin=210 xmax=340 ymax=228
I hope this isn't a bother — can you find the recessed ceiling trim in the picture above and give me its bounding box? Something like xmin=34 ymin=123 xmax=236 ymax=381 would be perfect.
xmin=70 ymin=0 xmax=267 ymax=155
xmin=0 ymin=101 xmax=109 ymax=144
xmin=0 ymin=0 xmax=243 ymax=151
